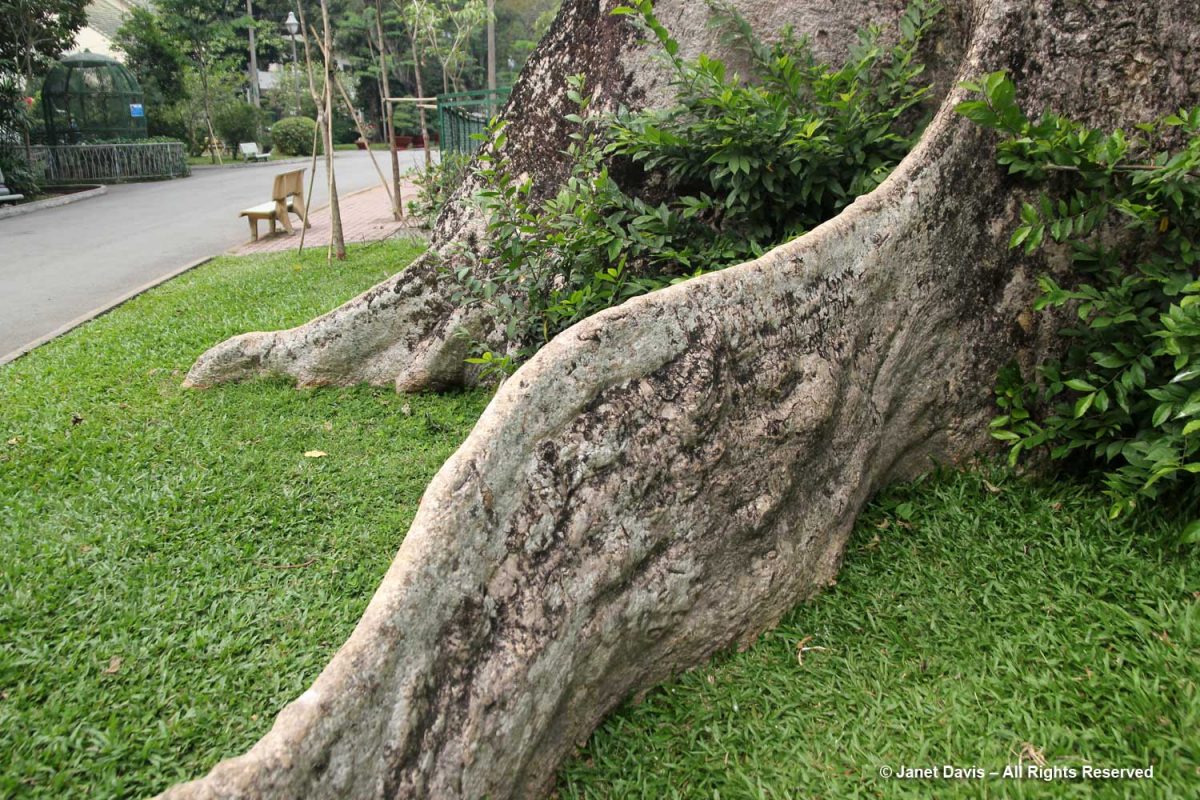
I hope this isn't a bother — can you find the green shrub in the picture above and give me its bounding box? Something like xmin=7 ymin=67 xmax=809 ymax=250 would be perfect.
xmin=959 ymin=73 xmax=1200 ymax=527
xmin=271 ymin=116 xmax=322 ymax=156
xmin=214 ymin=101 xmax=264 ymax=149
xmin=332 ymin=111 xmax=359 ymax=145
xmin=392 ymin=104 xmax=429 ymax=137
xmin=408 ymin=153 xmax=473 ymax=227
xmin=0 ymin=77 xmax=40 ymax=196
xmin=0 ymin=150 xmax=40 ymax=196
xmin=453 ymin=0 xmax=940 ymax=370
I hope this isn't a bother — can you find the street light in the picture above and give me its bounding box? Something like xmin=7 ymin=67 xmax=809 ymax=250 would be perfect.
xmin=284 ymin=12 xmax=301 ymax=115
xmin=246 ymin=0 xmax=261 ymax=107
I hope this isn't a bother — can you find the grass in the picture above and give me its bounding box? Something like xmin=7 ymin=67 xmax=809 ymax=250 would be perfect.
xmin=187 ymin=153 xmax=301 ymax=167
xmin=0 ymin=240 xmax=489 ymax=798
xmin=558 ymin=470 xmax=1200 ymax=798
xmin=333 ymin=143 xmax=397 ymax=151
xmin=1 ymin=240 xmax=1196 ymax=798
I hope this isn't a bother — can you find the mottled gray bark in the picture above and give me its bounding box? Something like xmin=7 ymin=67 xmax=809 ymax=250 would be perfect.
xmin=163 ymin=0 xmax=1200 ymax=798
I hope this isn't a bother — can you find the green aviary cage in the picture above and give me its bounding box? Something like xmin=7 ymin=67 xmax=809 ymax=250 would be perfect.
xmin=41 ymin=52 xmax=147 ymax=145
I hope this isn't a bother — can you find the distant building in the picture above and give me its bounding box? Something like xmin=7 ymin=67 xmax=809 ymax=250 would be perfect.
xmin=71 ymin=0 xmax=152 ymax=62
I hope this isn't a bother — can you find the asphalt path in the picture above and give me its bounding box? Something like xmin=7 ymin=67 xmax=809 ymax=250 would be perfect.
xmin=0 ymin=149 xmax=426 ymax=360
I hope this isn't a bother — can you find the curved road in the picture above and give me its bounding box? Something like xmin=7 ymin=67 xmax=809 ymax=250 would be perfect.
xmin=0 ymin=150 xmax=426 ymax=362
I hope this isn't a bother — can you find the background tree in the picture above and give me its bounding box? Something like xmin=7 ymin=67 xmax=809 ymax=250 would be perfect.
xmin=153 ymin=0 xmax=244 ymax=158
xmin=0 ymin=0 xmax=88 ymax=91
xmin=114 ymin=7 xmax=192 ymax=140
xmin=0 ymin=0 xmax=87 ymax=158
xmin=402 ymin=0 xmax=489 ymax=94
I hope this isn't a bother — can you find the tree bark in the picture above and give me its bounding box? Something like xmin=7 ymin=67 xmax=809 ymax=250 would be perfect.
xmin=163 ymin=0 xmax=1200 ymax=798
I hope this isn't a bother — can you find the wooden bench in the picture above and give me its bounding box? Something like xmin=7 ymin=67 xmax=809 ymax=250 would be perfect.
xmin=239 ymin=142 xmax=270 ymax=162
xmin=239 ymin=169 xmax=311 ymax=242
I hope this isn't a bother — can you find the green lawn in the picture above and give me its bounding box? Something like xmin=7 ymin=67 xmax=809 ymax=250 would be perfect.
xmin=0 ymin=241 xmax=489 ymax=798
xmin=559 ymin=472 xmax=1199 ymax=799
xmin=333 ymin=143 xmax=398 ymax=151
xmin=1 ymin=243 xmax=1196 ymax=798
xmin=187 ymin=153 xmax=299 ymax=167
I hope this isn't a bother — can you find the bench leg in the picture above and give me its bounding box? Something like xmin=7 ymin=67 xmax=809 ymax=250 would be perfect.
xmin=269 ymin=217 xmax=277 ymax=235
xmin=247 ymin=217 xmax=258 ymax=242
xmin=277 ymin=201 xmax=294 ymax=235
xmin=293 ymin=197 xmax=311 ymax=229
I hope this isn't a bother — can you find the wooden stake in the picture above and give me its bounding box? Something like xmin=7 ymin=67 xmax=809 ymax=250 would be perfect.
xmin=374 ymin=0 xmax=404 ymax=219
xmin=315 ymin=1 xmax=346 ymax=260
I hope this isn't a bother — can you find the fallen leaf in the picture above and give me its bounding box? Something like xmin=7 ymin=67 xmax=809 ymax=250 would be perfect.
xmin=304 ymin=450 xmax=328 ymax=458
xmin=322 ymin=421 xmax=334 ymax=432
xmin=401 ymin=403 xmax=412 ymax=416
xmin=70 ymin=414 xmax=84 ymax=426
xmin=796 ymin=636 xmax=827 ymax=666
xmin=796 ymin=635 xmax=813 ymax=665
xmin=6 ymin=437 xmax=19 ymax=446
xmin=1018 ymin=742 xmax=1047 ymax=767
xmin=103 ymin=656 xmax=123 ymax=675
xmin=982 ymin=479 xmax=1003 ymax=494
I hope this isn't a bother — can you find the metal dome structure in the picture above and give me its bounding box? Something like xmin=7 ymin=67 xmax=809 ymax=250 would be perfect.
xmin=41 ymin=52 xmax=147 ymax=145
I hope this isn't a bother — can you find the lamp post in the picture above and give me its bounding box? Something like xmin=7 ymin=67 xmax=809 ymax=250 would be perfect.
xmin=246 ymin=0 xmax=261 ymax=107
xmin=285 ymin=12 xmax=301 ymax=115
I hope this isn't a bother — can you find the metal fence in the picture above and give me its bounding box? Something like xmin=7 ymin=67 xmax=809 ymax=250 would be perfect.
xmin=30 ymin=142 xmax=189 ymax=183
xmin=437 ymin=88 xmax=511 ymax=155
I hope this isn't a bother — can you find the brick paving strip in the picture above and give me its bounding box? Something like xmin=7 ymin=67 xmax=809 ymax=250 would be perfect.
xmin=233 ymin=181 xmax=424 ymax=255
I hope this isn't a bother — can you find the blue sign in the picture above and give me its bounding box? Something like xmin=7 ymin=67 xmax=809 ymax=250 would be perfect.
xmin=130 ymin=103 xmax=145 ymax=118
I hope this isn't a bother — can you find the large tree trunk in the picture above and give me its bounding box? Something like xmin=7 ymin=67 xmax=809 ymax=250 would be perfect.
xmin=184 ymin=0 xmax=947 ymax=391
xmin=163 ymin=0 xmax=1200 ymax=798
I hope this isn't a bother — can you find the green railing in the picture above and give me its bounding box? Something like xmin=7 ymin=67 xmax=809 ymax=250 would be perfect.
xmin=437 ymin=88 xmax=511 ymax=155
xmin=29 ymin=142 xmax=189 ymax=183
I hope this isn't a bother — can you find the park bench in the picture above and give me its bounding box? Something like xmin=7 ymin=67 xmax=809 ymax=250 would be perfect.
xmin=239 ymin=142 xmax=271 ymax=163
xmin=0 ymin=166 xmax=23 ymax=204
xmin=239 ymin=169 xmax=310 ymax=242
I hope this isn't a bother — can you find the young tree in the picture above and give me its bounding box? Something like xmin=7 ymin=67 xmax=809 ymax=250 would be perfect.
xmin=155 ymin=0 xmax=243 ymax=161
xmin=402 ymin=0 xmax=488 ymax=94
xmin=393 ymin=0 xmax=433 ymax=168
xmin=115 ymin=8 xmax=188 ymax=104
xmin=0 ymin=0 xmax=88 ymax=90
xmin=167 ymin=0 xmax=1200 ymax=798
xmin=0 ymin=0 xmax=87 ymax=155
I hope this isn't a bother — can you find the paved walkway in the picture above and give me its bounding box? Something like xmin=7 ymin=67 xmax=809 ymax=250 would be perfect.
xmin=0 ymin=150 xmax=429 ymax=362
xmin=235 ymin=181 xmax=422 ymax=255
